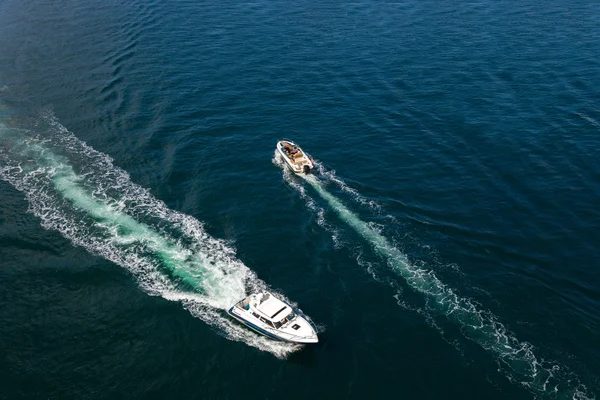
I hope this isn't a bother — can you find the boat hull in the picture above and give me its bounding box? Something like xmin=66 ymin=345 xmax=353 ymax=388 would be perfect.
xmin=227 ymin=304 xmax=318 ymax=344
xmin=276 ymin=140 xmax=314 ymax=175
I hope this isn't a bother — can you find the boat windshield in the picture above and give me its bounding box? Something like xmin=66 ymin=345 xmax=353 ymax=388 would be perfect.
xmin=284 ymin=312 xmax=296 ymax=324
xmin=274 ymin=312 xmax=296 ymax=329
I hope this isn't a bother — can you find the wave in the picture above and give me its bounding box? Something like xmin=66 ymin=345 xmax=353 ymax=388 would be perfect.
xmin=305 ymin=174 xmax=593 ymax=398
xmin=0 ymin=112 xmax=301 ymax=358
xmin=272 ymin=151 xmax=343 ymax=248
xmin=274 ymin=157 xmax=592 ymax=398
xmin=314 ymin=162 xmax=383 ymax=213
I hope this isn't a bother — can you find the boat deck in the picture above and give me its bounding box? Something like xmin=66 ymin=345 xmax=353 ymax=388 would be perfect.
xmin=280 ymin=141 xmax=307 ymax=164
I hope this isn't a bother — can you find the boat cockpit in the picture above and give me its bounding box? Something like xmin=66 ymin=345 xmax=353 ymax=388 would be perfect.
xmin=280 ymin=141 xmax=306 ymax=164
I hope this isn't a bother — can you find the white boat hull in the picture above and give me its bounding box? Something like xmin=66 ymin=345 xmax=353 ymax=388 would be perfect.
xmin=276 ymin=140 xmax=314 ymax=175
xmin=228 ymin=292 xmax=318 ymax=344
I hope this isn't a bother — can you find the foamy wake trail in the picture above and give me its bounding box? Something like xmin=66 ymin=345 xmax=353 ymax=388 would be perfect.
xmin=0 ymin=115 xmax=301 ymax=358
xmin=314 ymin=162 xmax=383 ymax=213
xmin=272 ymin=152 xmax=343 ymax=248
xmin=301 ymin=174 xmax=592 ymax=399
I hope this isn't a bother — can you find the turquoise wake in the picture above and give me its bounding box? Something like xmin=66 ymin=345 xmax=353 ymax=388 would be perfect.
xmin=0 ymin=114 xmax=301 ymax=358
xmin=299 ymin=172 xmax=590 ymax=399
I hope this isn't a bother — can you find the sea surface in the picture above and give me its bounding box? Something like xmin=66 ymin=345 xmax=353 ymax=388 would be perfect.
xmin=1 ymin=1 xmax=599 ymax=399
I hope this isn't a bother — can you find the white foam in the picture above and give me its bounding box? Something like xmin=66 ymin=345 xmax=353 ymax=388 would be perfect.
xmin=577 ymin=112 xmax=600 ymax=130
xmin=315 ymin=162 xmax=383 ymax=213
xmin=301 ymin=173 xmax=593 ymax=399
xmin=272 ymin=151 xmax=343 ymax=248
xmin=0 ymin=116 xmax=301 ymax=358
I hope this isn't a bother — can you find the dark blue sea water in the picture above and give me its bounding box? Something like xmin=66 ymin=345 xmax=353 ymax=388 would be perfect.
xmin=1 ymin=1 xmax=599 ymax=399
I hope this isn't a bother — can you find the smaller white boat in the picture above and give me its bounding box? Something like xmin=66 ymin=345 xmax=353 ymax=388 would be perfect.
xmin=228 ymin=291 xmax=318 ymax=343
xmin=276 ymin=140 xmax=314 ymax=175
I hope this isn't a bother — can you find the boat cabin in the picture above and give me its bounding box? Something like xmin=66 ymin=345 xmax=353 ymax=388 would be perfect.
xmin=240 ymin=292 xmax=297 ymax=329
xmin=228 ymin=290 xmax=318 ymax=343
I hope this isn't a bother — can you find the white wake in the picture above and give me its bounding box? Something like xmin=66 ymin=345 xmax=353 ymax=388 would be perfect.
xmin=275 ymin=154 xmax=592 ymax=399
xmin=0 ymin=113 xmax=302 ymax=358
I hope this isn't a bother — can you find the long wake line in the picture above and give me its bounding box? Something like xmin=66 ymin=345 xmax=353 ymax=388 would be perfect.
xmin=296 ymin=170 xmax=591 ymax=399
xmin=0 ymin=114 xmax=301 ymax=358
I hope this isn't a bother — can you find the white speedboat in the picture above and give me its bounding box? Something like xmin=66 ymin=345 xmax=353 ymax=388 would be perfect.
xmin=276 ymin=140 xmax=314 ymax=175
xmin=228 ymin=291 xmax=318 ymax=343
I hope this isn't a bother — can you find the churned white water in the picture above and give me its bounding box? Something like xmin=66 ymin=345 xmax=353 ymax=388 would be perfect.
xmin=0 ymin=115 xmax=302 ymax=358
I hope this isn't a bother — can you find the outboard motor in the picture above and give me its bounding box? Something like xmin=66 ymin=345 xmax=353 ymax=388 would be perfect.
xmin=303 ymin=165 xmax=311 ymax=174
